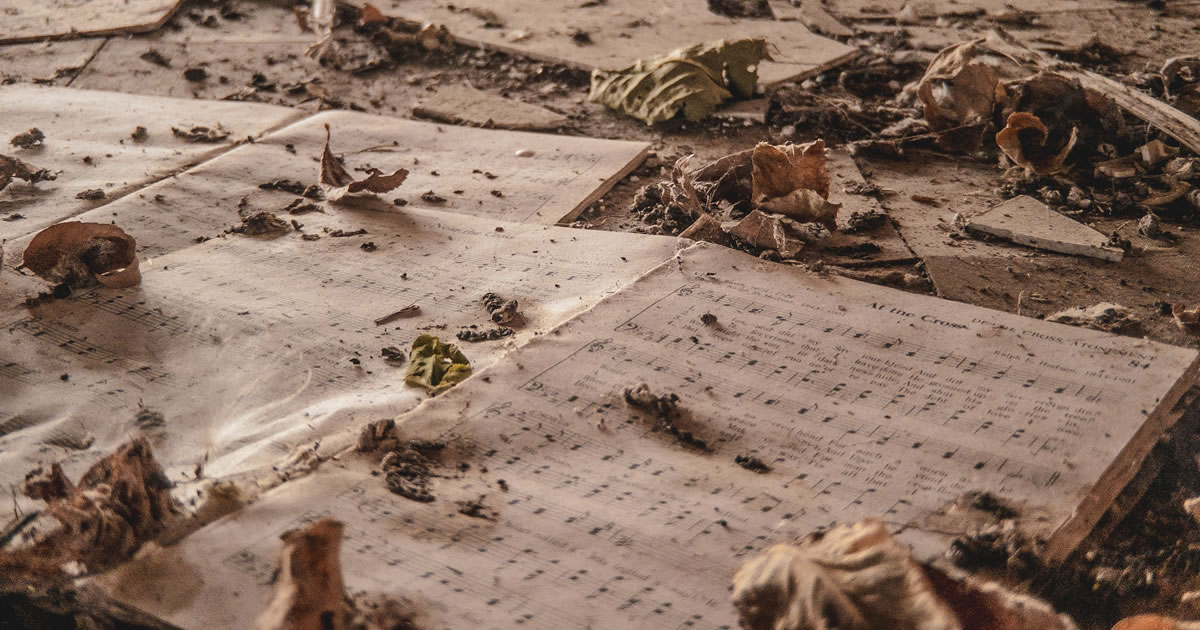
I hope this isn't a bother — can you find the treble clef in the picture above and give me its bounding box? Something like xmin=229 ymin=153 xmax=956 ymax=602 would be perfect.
xmin=587 ymin=338 xmax=613 ymax=352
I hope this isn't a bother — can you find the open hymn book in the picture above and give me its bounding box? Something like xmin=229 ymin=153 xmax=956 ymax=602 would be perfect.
xmin=95 ymin=243 xmax=1198 ymax=630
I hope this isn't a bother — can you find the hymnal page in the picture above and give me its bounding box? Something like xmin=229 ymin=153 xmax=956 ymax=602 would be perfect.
xmin=0 ymin=85 xmax=303 ymax=241
xmin=0 ymin=114 xmax=677 ymax=484
xmin=3 ymin=93 xmax=649 ymax=265
xmin=111 ymin=242 xmax=1198 ymax=629
xmin=345 ymin=0 xmax=857 ymax=86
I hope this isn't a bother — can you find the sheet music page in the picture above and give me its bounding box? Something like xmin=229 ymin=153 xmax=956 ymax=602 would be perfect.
xmin=0 ymin=206 xmax=678 ymax=489
xmin=0 ymin=85 xmax=304 ymax=242
xmin=108 ymin=242 xmax=1198 ymax=630
xmin=3 ymin=100 xmax=649 ymax=268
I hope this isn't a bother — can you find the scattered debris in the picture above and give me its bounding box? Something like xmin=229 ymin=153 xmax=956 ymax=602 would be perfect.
xmin=624 ymin=383 xmax=707 ymax=449
xmin=731 ymin=519 xmax=1076 ymax=630
xmin=260 ymin=179 xmax=324 ymax=200
xmin=171 ymin=124 xmax=230 ymax=143
xmin=0 ymin=153 xmax=56 ymax=192
xmin=75 ymin=188 xmax=106 ymax=200
xmin=130 ymin=126 xmax=148 ymax=142
xmin=10 ymin=127 xmax=45 ymax=149
xmin=22 ymin=222 xmax=141 ymax=289
xmin=481 ymin=292 xmax=520 ymax=325
xmin=381 ymin=346 xmax=406 ymax=365
xmin=965 ymin=196 xmax=1124 ymax=262
xmin=456 ymin=326 xmax=514 ymax=342
xmin=320 ymin=124 xmax=408 ymax=201
xmin=405 ymin=334 xmax=472 ymax=393
xmin=589 ymin=38 xmax=769 ymax=125
xmin=0 ymin=439 xmax=177 ymax=589
xmin=456 ymin=495 xmax=497 ymax=520
xmin=1137 ymin=212 xmax=1162 ymax=239
xmin=375 ymin=304 xmax=421 ymax=326
xmin=1048 ymin=303 xmax=1143 ymax=336
xmin=329 ymin=228 xmax=368 ymax=237
xmin=734 ymin=454 xmax=770 ymax=473
xmin=624 ymin=383 xmax=680 ymax=420
xmin=182 ymin=67 xmax=207 ymax=82
xmin=700 ymin=313 xmax=718 ymax=326
xmin=139 ymin=50 xmax=170 ymax=68
xmin=358 ymin=421 xmax=450 ymax=505
xmin=949 ymin=521 xmax=1041 ymax=578
xmin=228 ymin=212 xmax=290 ymax=237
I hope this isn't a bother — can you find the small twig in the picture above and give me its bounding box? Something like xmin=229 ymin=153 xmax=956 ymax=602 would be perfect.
xmin=374 ymin=304 xmax=420 ymax=326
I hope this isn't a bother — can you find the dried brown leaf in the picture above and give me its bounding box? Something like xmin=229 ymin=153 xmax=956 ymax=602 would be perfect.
xmin=320 ymin=124 xmax=409 ymax=202
xmin=917 ymin=42 xmax=1002 ymax=132
xmin=751 ymin=140 xmax=829 ymax=202
xmin=1111 ymin=615 xmax=1200 ymax=630
xmin=358 ymin=2 xmax=389 ymax=27
xmin=995 ymin=112 xmax=1077 ymax=175
xmin=0 ymin=153 xmax=56 ymax=192
xmin=732 ymin=520 xmax=1076 ymax=630
xmin=723 ymin=209 xmax=828 ymax=259
xmin=744 ymin=140 xmax=840 ymax=230
xmin=1172 ymin=303 xmax=1200 ymax=331
xmin=0 ymin=439 xmax=176 ymax=589
xmin=22 ymin=222 xmax=141 ymax=289
xmin=256 ymin=518 xmax=346 ymax=630
xmin=750 ymin=141 xmax=839 ymax=229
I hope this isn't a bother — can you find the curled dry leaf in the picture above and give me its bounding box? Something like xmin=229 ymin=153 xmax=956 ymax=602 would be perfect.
xmin=723 ymin=209 xmax=829 ymax=259
xmin=22 ymin=222 xmax=141 ymax=289
xmin=358 ymin=2 xmax=389 ymax=27
xmin=1172 ymin=303 xmax=1200 ymax=332
xmin=0 ymin=153 xmax=56 ymax=192
xmin=731 ymin=519 xmax=1077 ymax=630
xmin=750 ymin=140 xmax=838 ymax=230
xmin=404 ymin=334 xmax=472 ymax=392
xmin=256 ymin=518 xmax=346 ymax=630
xmin=993 ymin=72 xmax=1119 ymax=175
xmin=320 ymin=124 xmax=409 ymax=202
xmin=1112 ymin=615 xmax=1200 ymax=630
xmin=995 ymin=112 xmax=1078 ymax=175
xmin=588 ymin=38 xmax=770 ymax=125
xmin=917 ymin=41 xmax=1003 ymax=133
xmin=751 ymin=140 xmax=829 ymax=202
xmin=255 ymin=516 xmax=425 ymax=630
xmin=0 ymin=438 xmax=177 ymax=589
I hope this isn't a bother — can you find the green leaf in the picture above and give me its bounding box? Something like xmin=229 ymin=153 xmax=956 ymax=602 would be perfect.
xmin=588 ymin=38 xmax=770 ymax=125
xmin=404 ymin=334 xmax=472 ymax=393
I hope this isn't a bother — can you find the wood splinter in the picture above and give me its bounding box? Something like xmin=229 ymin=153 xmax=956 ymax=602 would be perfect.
xmin=374 ymin=304 xmax=420 ymax=326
